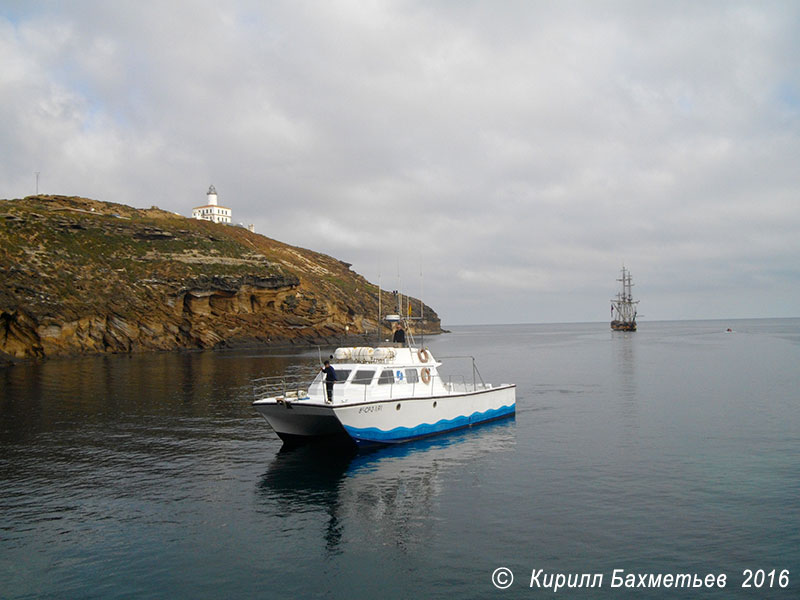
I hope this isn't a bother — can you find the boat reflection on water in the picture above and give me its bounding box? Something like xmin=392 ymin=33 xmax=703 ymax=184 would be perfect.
xmin=258 ymin=416 xmax=516 ymax=552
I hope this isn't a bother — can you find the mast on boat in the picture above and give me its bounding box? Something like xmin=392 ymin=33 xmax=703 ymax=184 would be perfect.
xmin=377 ymin=264 xmax=425 ymax=347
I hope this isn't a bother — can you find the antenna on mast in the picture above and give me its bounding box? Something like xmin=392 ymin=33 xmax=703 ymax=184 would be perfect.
xmin=377 ymin=270 xmax=382 ymax=344
xmin=396 ymin=257 xmax=402 ymax=317
xmin=419 ymin=256 xmax=424 ymax=347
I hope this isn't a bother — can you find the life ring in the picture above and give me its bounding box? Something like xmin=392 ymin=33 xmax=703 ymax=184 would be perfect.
xmin=421 ymin=367 xmax=431 ymax=385
xmin=417 ymin=348 xmax=430 ymax=363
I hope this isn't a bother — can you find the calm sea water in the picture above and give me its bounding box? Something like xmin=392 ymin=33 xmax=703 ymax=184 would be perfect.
xmin=1 ymin=319 xmax=798 ymax=599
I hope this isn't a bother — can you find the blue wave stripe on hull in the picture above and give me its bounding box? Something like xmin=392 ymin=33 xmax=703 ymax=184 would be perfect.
xmin=343 ymin=404 xmax=515 ymax=443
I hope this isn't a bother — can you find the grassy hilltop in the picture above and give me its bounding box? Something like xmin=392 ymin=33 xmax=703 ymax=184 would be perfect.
xmin=0 ymin=195 xmax=440 ymax=364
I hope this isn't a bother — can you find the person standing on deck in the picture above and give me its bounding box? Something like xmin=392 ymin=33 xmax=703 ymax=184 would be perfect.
xmin=392 ymin=323 xmax=406 ymax=345
xmin=321 ymin=360 xmax=337 ymax=403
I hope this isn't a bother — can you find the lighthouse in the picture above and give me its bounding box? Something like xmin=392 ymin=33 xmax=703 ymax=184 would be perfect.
xmin=192 ymin=184 xmax=232 ymax=224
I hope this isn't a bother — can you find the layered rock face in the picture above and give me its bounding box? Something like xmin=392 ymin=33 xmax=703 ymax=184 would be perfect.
xmin=0 ymin=195 xmax=441 ymax=364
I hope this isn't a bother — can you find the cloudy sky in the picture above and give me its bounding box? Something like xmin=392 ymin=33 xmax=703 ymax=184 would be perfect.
xmin=2 ymin=1 xmax=799 ymax=325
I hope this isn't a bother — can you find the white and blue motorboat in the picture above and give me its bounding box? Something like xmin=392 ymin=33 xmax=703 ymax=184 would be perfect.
xmin=252 ymin=333 xmax=515 ymax=447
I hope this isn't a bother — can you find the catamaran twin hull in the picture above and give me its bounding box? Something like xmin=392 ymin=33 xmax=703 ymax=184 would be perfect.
xmin=254 ymin=385 xmax=516 ymax=446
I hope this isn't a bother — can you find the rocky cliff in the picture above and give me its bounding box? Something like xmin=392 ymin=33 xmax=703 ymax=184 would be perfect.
xmin=0 ymin=195 xmax=441 ymax=365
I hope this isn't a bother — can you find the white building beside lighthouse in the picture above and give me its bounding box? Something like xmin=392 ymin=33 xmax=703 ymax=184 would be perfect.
xmin=192 ymin=185 xmax=231 ymax=224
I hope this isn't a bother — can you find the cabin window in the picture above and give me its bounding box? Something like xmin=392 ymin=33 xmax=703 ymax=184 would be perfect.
xmin=333 ymin=369 xmax=351 ymax=384
xmin=405 ymin=369 xmax=419 ymax=384
xmin=351 ymin=369 xmax=376 ymax=385
xmin=378 ymin=369 xmax=395 ymax=385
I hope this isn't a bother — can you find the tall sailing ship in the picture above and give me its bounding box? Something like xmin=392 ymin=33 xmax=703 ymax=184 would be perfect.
xmin=610 ymin=266 xmax=638 ymax=331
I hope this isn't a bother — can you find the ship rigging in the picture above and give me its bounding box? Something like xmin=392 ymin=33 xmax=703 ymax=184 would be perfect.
xmin=611 ymin=266 xmax=639 ymax=332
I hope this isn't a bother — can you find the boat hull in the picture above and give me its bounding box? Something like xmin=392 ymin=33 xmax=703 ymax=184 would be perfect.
xmin=254 ymin=385 xmax=516 ymax=447
xmin=335 ymin=385 xmax=516 ymax=445
xmin=253 ymin=401 xmax=350 ymax=444
xmin=611 ymin=320 xmax=637 ymax=331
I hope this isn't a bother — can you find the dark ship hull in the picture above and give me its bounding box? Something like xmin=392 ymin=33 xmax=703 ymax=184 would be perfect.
xmin=610 ymin=319 xmax=636 ymax=332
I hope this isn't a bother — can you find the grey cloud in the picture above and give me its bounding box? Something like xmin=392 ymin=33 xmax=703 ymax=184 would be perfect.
xmin=2 ymin=1 xmax=799 ymax=323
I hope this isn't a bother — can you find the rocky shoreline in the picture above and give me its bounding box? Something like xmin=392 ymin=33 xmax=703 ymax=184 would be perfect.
xmin=1 ymin=195 xmax=442 ymax=366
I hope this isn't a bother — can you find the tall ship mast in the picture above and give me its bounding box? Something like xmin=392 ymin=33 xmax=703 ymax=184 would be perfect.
xmin=610 ymin=266 xmax=639 ymax=331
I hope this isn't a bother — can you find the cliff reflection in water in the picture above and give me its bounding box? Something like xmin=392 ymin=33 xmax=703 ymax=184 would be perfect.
xmin=1 ymin=349 xmax=319 ymax=433
xmin=0 ymin=349 xmax=318 ymax=514
xmin=258 ymin=417 xmax=516 ymax=554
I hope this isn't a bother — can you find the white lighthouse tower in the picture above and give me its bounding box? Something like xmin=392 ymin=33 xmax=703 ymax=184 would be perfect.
xmin=192 ymin=184 xmax=231 ymax=224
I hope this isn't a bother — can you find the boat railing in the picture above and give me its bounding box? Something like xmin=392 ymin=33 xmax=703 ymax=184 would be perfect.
xmin=254 ymin=359 xmax=494 ymax=403
xmin=435 ymin=355 xmax=487 ymax=389
xmin=252 ymin=375 xmax=309 ymax=400
xmin=442 ymin=375 xmax=493 ymax=394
